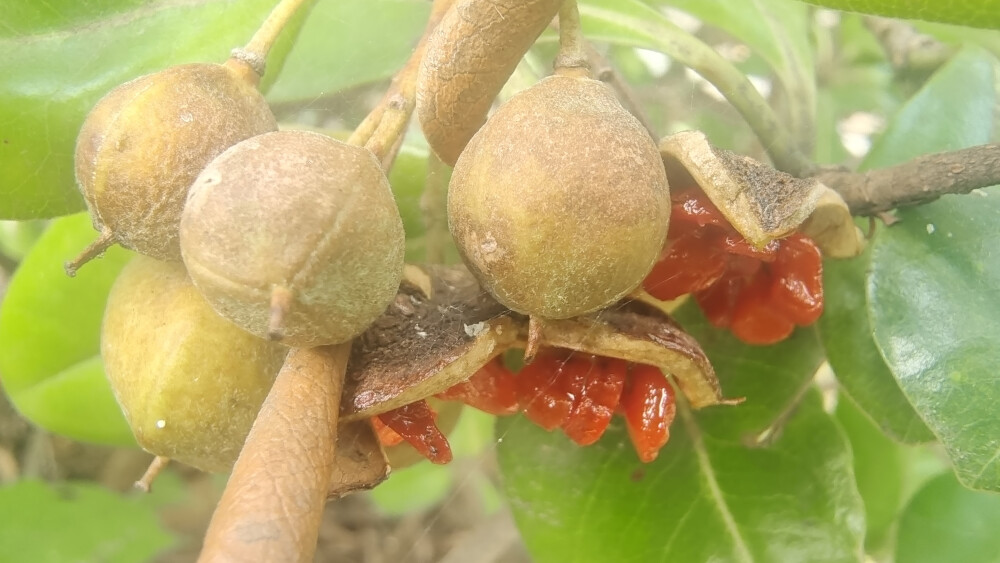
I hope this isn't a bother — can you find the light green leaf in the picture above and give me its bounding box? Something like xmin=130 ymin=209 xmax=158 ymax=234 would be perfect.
xmin=498 ymin=306 xmax=864 ymax=563
xmin=796 ymin=0 xmax=1000 ymax=30
xmin=0 ymin=0 xmax=302 ymax=219
xmin=896 ymin=472 xmax=1000 ymax=563
xmin=266 ymin=0 xmax=429 ymax=103
xmin=0 ymin=479 xmax=175 ymax=563
xmin=0 ymin=213 xmax=134 ymax=445
xmin=369 ymin=462 xmax=454 ymax=516
xmin=865 ymin=48 xmax=1000 ymax=491
xmin=835 ymin=394 xmax=905 ymax=547
xmin=819 ymin=247 xmax=935 ymax=444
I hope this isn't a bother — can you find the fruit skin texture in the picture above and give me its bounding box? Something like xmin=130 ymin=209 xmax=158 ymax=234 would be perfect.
xmin=180 ymin=130 xmax=406 ymax=348
xmin=102 ymin=256 xmax=287 ymax=473
xmin=448 ymin=75 xmax=670 ymax=319
xmin=75 ymin=63 xmax=277 ymax=261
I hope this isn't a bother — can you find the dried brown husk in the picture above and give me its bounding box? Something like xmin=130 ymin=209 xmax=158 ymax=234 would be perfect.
xmin=340 ymin=265 xmax=731 ymax=420
xmin=416 ymin=0 xmax=563 ymax=165
xmin=660 ymin=130 xmax=864 ymax=256
xmin=76 ymin=63 xmax=276 ymax=261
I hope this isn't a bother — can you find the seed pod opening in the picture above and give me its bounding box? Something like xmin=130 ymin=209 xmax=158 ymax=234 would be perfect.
xmin=73 ymin=63 xmax=277 ymax=266
xmin=448 ymin=75 xmax=670 ymax=319
xmin=180 ymin=130 xmax=406 ymax=348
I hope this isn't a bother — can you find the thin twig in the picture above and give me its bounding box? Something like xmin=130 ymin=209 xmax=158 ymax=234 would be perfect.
xmin=555 ymin=0 xmax=589 ymax=74
xmin=199 ymin=344 xmax=350 ymax=563
xmin=863 ymin=16 xmax=953 ymax=74
xmin=583 ymin=42 xmax=657 ymax=137
xmin=348 ymin=0 xmax=456 ymax=164
xmin=817 ymin=144 xmax=1000 ymax=215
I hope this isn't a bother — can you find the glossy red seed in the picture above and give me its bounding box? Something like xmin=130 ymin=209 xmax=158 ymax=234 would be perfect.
xmin=371 ymin=416 xmax=404 ymax=447
xmin=643 ymin=231 xmax=727 ymax=300
xmin=377 ymin=400 xmax=453 ymax=464
xmin=694 ymin=270 xmax=746 ymax=328
xmin=563 ymin=357 xmax=627 ymax=446
xmin=729 ymin=269 xmax=796 ymax=345
xmin=620 ymin=364 xmax=676 ymax=463
xmin=437 ymin=357 xmax=520 ymax=415
xmin=769 ymin=233 xmax=824 ymax=326
xmin=516 ymin=349 xmax=580 ymax=430
xmin=670 ymin=188 xmax=728 ymax=230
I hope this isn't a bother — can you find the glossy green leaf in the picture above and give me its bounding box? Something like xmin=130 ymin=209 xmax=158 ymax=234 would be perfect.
xmin=369 ymin=462 xmax=454 ymax=516
xmin=266 ymin=0 xmax=429 ymax=103
xmin=0 ymin=0 xmax=302 ymax=219
xmin=865 ymin=48 xmax=1000 ymax=491
xmin=796 ymin=0 xmax=1000 ymax=30
xmin=0 ymin=213 xmax=134 ymax=445
xmin=819 ymin=249 xmax=935 ymax=443
xmin=896 ymin=472 xmax=1000 ymax=563
xmin=0 ymin=479 xmax=175 ymax=562
xmin=498 ymin=307 xmax=864 ymax=563
xmin=834 ymin=394 xmax=904 ymax=547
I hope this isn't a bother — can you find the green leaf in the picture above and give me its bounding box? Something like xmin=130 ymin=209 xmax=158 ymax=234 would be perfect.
xmin=266 ymin=0 xmax=430 ymax=103
xmin=834 ymin=394 xmax=905 ymax=547
xmin=0 ymin=0 xmax=301 ymax=219
xmin=0 ymin=479 xmax=175 ymax=562
xmin=498 ymin=307 xmax=865 ymax=563
xmin=865 ymin=48 xmax=1000 ymax=491
xmin=0 ymin=213 xmax=134 ymax=445
xmin=796 ymin=0 xmax=1000 ymax=30
xmin=895 ymin=472 xmax=1000 ymax=563
xmin=819 ymin=248 xmax=935 ymax=443
xmin=369 ymin=462 xmax=454 ymax=516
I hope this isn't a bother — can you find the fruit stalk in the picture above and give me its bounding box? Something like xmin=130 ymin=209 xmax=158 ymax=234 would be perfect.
xmin=555 ymin=0 xmax=589 ymax=75
xmin=198 ymin=344 xmax=349 ymax=563
xmin=232 ymin=0 xmax=314 ymax=78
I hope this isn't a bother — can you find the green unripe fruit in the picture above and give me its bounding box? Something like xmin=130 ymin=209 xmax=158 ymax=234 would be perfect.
xmin=102 ymin=256 xmax=287 ymax=473
xmin=448 ymin=74 xmax=670 ymax=319
xmin=180 ymin=130 xmax=406 ymax=348
xmin=73 ymin=63 xmax=276 ymax=267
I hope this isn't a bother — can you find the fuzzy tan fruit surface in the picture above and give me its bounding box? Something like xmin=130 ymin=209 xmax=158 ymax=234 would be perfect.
xmin=75 ymin=63 xmax=277 ymax=261
xmin=448 ymin=75 xmax=670 ymax=319
xmin=102 ymin=257 xmax=287 ymax=473
xmin=180 ymin=130 xmax=406 ymax=348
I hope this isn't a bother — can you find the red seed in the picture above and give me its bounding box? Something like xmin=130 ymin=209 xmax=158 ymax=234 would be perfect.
xmin=769 ymin=233 xmax=824 ymax=326
xmin=563 ymin=357 xmax=627 ymax=446
xmin=516 ymin=349 xmax=579 ymax=430
xmin=722 ymin=234 xmax=779 ymax=262
xmin=620 ymin=364 xmax=676 ymax=463
xmin=437 ymin=357 xmax=520 ymax=415
xmin=729 ymin=269 xmax=796 ymax=345
xmin=693 ymin=269 xmax=746 ymax=328
xmin=377 ymin=400 xmax=453 ymax=464
xmin=643 ymin=230 xmax=727 ymax=300
xmin=670 ymin=188 xmax=728 ymax=230
xmin=370 ymin=416 xmax=404 ymax=447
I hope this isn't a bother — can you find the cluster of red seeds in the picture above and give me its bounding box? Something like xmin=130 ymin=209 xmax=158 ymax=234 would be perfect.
xmin=372 ymin=349 xmax=677 ymax=464
xmin=642 ymin=187 xmax=824 ymax=345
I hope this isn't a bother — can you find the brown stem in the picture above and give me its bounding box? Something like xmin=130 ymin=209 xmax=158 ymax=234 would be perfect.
xmin=198 ymin=344 xmax=350 ymax=563
xmin=555 ymin=0 xmax=590 ymax=76
xmin=134 ymin=456 xmax=170 ymax=493
xmin=64 ymin=227 xmax=115 ymax=277
xmin=863 ymin=16 xmax=953 ymax=74
xmin=584 ymin=43 xmax=657 ymax=137
xmin=348 ymin=0 xmax=456 ymax=163
xmin=818 ymin=144 xmax=1000 ymax=215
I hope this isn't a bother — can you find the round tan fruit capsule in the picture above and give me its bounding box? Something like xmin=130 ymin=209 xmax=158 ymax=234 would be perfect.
xmin=180 ymin=130 xmax=406 ymax=348
xmin=70 ymin=63 xmax=277 ymax=273
xmin=448 ymin=74 xmax=670 ymax=319
xmin=102 ymin=256 xmax=288 ymax=473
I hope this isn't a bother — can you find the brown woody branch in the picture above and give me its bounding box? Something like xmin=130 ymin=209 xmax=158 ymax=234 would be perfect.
xmin=817 ymin=144 xmax=1000 ymax=215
